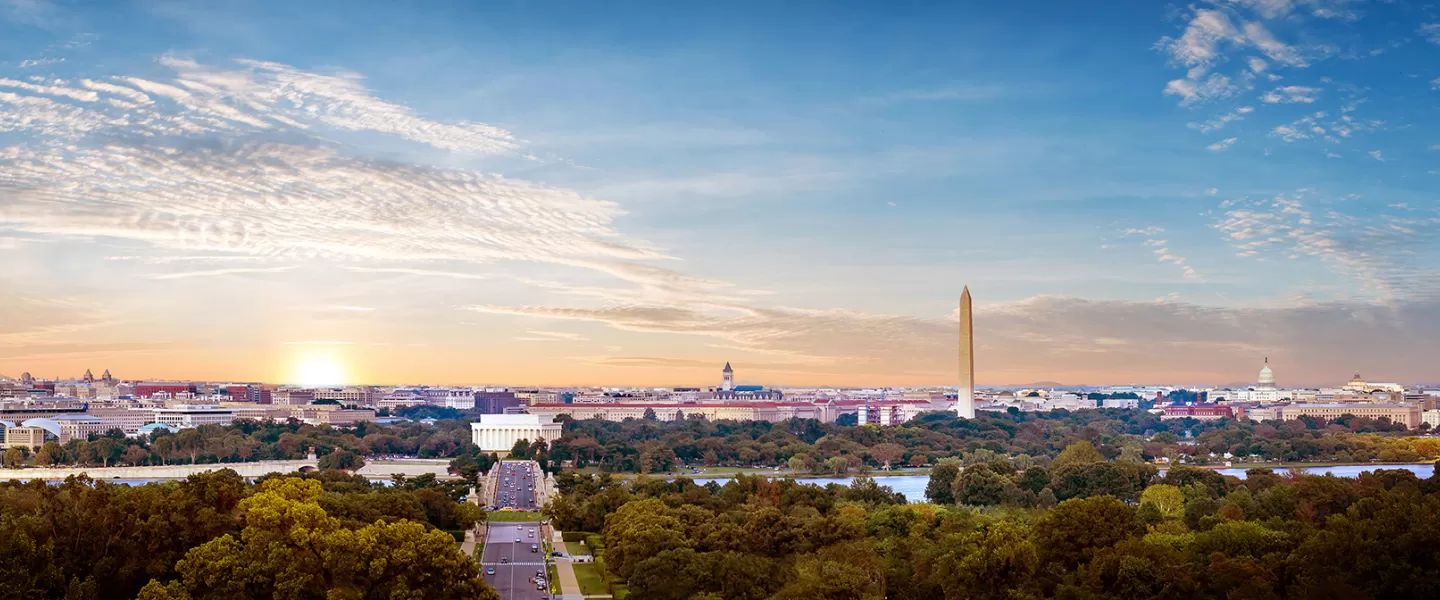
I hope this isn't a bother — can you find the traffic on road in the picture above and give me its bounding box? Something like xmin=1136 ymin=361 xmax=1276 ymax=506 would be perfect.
xmin=480 ymin=461 xmax=549 ymax=600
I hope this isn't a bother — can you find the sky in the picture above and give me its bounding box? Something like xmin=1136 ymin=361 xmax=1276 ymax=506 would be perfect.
xmin=1 ymin=0 xmax=1439 ymax=388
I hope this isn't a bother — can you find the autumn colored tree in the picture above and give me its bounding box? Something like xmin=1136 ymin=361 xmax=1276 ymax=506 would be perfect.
xmin=136 ymin=477 xmax=497 ymax=600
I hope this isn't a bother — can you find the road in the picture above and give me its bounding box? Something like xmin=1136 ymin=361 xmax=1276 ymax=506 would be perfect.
xmin=492 ymin=460 xmax=539 ymax=511
xmin=480 ymin=461 xmax=548 ymax=600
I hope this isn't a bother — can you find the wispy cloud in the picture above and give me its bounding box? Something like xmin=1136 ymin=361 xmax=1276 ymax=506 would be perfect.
xmin=1142 ymin=239 xmax=1201 ymax=280
xmin=18 ymin=57 xmax=64 ymax=68
xmin=147 ymin=266 xmax=297 ymax=280
xmin=281 ymin=341 xmax=357 ymax=346
xmin=515 ymin=330 xmax=590 ymax=342
xmin=1261 ymin=85 xmax=1319 ymax=104
xmin=1213 ymin=191 xmax=1440 ymax=298
xmin=1207 ymin=137 xmax=1238 ymax=151
xmin=861 ymin=83 xmax=1011 ymax=105
xmin=1187 ymin=106 xmax=1254 ymax=132
xmin=1420 ymin=23 xmax=1440 ymax=45
xmin=1156 ymin=3 xmax=1340 ymax=106
xmin=329 ymin=305 xmax=375 ymax=312
xmin=341 ymin=267 xmax=494 ymax=280
xmin=1269 ymin=109 xmax=1382 ymax=144
xmin=1121 ymin=226 xmax=1166 ymax=237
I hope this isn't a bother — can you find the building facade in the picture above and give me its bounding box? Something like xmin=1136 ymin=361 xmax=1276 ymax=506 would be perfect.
xmin=2 ymin=426 xmax=46 ymax=450
xmin=470 ymin=414 xmax=563 ymax=453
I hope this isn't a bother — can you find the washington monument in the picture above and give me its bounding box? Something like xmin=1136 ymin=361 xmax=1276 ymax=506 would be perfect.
xmin=957 ymin=286 xmax=975 ymax=419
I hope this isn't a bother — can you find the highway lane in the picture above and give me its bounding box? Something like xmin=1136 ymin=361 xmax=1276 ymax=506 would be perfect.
xmin=493 ymin=460 xmax=539 ymax=511
xmin=480 ymin=523 xmax=547 ymax=600
xmin=481 ymin=461 xmax=547 ymax=600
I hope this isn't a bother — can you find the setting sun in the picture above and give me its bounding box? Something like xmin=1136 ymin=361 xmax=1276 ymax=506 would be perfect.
xmin=291 ymin=355 xmax=347 ymax=386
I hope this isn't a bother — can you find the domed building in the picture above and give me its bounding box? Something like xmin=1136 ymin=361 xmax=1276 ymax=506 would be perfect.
xmin=1257 ymin=359 xmax=1276 ymax=390
xmin=1225 ymin=358 xmax=1285 ymax=403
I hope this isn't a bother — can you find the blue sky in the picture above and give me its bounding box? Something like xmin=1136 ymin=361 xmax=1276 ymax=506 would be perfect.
xmin=1 ymin=0 xmax=1438 ymax=387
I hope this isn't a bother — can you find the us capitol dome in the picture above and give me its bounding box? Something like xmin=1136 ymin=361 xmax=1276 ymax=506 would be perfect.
xmin=1257 ymin=358 xmax=1276 ymax=390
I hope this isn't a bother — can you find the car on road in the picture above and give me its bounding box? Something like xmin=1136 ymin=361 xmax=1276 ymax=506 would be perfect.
xmin=486 ymin=568 xmax=494 ymax=575
xmin=515 ymin=537 xmax=522 ymax=543
xmin=531 ymin=544 xmax=539 ymax=552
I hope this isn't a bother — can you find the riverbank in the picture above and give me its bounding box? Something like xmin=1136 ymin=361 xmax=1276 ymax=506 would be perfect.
xmin=600 ymin=460 xmax=1440 ymax=482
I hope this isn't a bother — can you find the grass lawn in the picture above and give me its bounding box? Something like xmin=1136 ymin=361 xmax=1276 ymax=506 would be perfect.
xmin=611 ymin=582 xmax=630 ymax=599
xmin=485 ymin=511 xmax=545 ymax=522
xmin=565 ymin=541 xmax=591 ymax=556
xmin=571 ymin=562 xmax=609 ymax=596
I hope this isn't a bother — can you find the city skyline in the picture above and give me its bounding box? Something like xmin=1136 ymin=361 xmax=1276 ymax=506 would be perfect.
xmin=0 ymin=358 xmax=1425 ymax=391
xmin=4 ymin=1 xmax=1440 ymax=387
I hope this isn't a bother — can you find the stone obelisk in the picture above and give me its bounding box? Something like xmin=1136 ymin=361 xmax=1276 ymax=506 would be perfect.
xmin=957 ymin=286 xmax=976 ymax=419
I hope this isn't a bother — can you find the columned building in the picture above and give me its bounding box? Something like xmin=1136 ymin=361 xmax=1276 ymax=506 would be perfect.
xmin=470 ymin=414 xmax=563 ymax=453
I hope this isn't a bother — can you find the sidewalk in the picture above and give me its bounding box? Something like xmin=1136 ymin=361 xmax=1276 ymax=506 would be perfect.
xmin=554 ymin=557 xmax=583 ymax=599
xmin=550 ymin=528 xmax=587 ymax=599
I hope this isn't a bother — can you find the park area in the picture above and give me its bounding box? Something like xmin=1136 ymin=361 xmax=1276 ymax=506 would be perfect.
xmin=562 ymin=531 xmax=627 ymax=598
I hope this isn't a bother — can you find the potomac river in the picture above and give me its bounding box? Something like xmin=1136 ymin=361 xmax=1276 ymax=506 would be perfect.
xmin=687 ymin=463 xmax=1437 ymax=503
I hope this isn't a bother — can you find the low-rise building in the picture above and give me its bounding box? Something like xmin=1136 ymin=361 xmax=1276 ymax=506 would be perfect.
xmin=53 ymin=414 xmax=111 ymax=442
xmin=1422 ymin=409 xmax=1440 ymax=430
xmin=1160 ymin=404 xmax=1241 ymax=421
xmin=474 ymin=391 xmax=522 ymax=414
xmin=1102 ymin=397 xmax=1141 ymax=409
xmin=151 ymin=405 xmax=235 ymax=429
xmin=2 ymin=426 xmax=46 ymax=450
xmin=272 ymin=390 xmax=315 ymax=406
xmin=291 ymin=407 xmax=377 ymax=426
xmin=311 ymin=387 xmax=380 ymax=406
xmin=1271 ymin=403 xmax=1421 ymax=429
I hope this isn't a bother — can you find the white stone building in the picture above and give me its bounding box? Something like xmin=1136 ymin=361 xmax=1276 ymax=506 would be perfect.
xmin=470 ymin=414 xmax=562 ymax=453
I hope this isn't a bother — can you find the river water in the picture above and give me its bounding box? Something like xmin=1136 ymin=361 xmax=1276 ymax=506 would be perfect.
xmin=13 ymin=464 xmax=1433 ymax=503
xmin=689 ymin=463 xmax=1436 ymax=503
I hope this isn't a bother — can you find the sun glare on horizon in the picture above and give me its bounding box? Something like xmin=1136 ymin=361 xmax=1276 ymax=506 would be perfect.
xmin=291 ymin=355 xmax=347 ymax=386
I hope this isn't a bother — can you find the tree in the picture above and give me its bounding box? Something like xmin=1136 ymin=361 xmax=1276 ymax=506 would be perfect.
xmin=1140 ymin=484 xmax=1186 ymax=518
xmin=643 ymin=407 xmax=658 ymax=421
xmin=2 ymin=447 xmax=24 ymax=467
xmin=925 ymin=460 xmax=960 ymax=505
xmin=868 ymin=443 xmax=905 ymax=470
xmin=1033 ymin=496 xmax=1144 ymax=571
xmin=317 ymin=450 xmax=364 ymax=471
xmin=1019 ymin=466 xmax=1050 ymax=494
xmin=774 ymin=541 xmax=884 ymax=600
xmin=625 ymin=548 xmax=704 ymax=600
xmin=137 ymin=478 xmax=499 ymax=600
xmin=953 ymin=464 xmax=1007 ymax=506
xmin=123 ymin=445 xmax=151 ymax=466
xmin=934 ymin=520 xmax=1037 ymax=600
xmin=510 ymin=438 xmax=531 ymax=459
xmin=1050 ymin=440 xmax=1104 ymax=472
xmin=35 ymin=441 xmax=65 ymax=466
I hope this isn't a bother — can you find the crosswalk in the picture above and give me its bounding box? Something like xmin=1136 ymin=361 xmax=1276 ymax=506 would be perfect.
xmin=480 ymin=561 xmax=546 ymax=566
